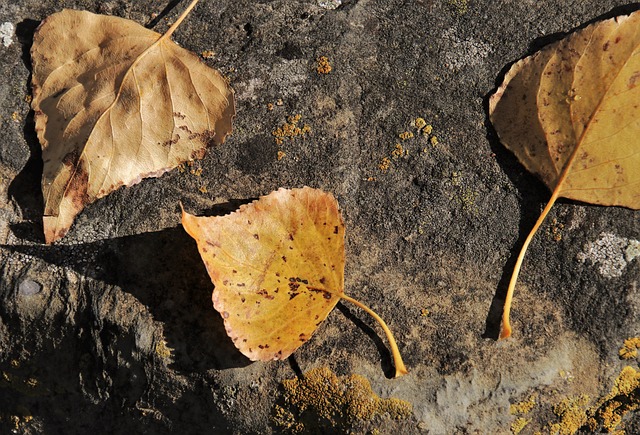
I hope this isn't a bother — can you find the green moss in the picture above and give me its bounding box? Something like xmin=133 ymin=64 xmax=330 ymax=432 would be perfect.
xmin=273 ymin=367 xmax=412 ymax=433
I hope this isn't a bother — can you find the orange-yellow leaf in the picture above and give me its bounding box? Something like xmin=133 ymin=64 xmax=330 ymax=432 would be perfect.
xmin=489 ymin=10 xmax=640 ymax=338
xmin=32 ymin=2 xmax=235 ymax=243
xmin=182 ymin=187 xmax=346 ymax=362
xmin=182 ymin=187 xmax=408 ymax=377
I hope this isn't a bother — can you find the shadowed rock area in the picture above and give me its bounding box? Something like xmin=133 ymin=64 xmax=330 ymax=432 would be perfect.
xmin=1 ymin=0 xmax=640 ymax=433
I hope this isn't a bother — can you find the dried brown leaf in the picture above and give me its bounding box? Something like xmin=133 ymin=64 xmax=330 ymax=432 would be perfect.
xmin=489 ymin=10 xmax=640 ymax=338
xmin=32 ymin=1 xmax=235 ymax=243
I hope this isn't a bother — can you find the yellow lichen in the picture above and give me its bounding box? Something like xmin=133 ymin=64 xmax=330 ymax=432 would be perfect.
xmin=414 ymin=117 xmax=427 ymax=130
xmin=277 ymin=150 xmax=287 ymax=161
xmin=549 ymin=395 xmax=590 ymax=435
xmin=510 ymin=394 xmax=537 ymax=415
xmin=272 ymin=114 xmax=311 ymax=145
xmin=274 ymin=367 xmax=411 ymax=433
xmin=391 ymin=143 xmax=405 ymax=158
xmin=316 ymin=56 xmax=332 ymax=74
xmin=155 ymin=340 xmax=173 ymax=360
xmin=547 ymin=218 xmax=565 ymax=242
xmin=11 ymin=111 xmax=21 ymax=122
xmin=201 ymin=50 xmax=215 ymax=59
xmin=511 ymin=417 xmax=530 ymax=434
xmin=399 ymin=131 xmax=414 ymax=140
xmin=586 ymin=366 xmax=640 ymax=433
xmin=448 ymin=0 xmax=468 ymax=14
xmin=430 ymin=135 xmax=439 ymax=146
xmin=379 ymin=157 xmax=391 ymax=172
xmin=619 ymin=337 xmax=640 ymax=360
xmin=267 ymin=103 xmax=275 ymax=111
xmin=198 ymin=185 xmax=208 ymax=194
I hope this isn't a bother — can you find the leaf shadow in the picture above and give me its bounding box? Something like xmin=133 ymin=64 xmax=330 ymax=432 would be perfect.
xmin=481 ymin=89 xmax=548 ymax=339
xmin=3 ymin=206 xmax=254 ymax=372
xmin=480 ymin=3 xmax=640 ymax=339
xmin=336 ymin=303 xmax=395 ymax=379
xmin=527 ymin=4 xmax=640 ymax=54
xmin=8 ymin=19 xmax=45 ymax=243
xmin=145 ymin=0 xmax=184 ymax=29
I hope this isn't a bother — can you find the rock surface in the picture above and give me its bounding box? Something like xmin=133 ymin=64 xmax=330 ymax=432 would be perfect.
xmin=1 ymin=0 xmax=639 ymax=433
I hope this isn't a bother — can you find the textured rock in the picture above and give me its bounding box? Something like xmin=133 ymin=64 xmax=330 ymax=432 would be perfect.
xmin=1 ymin=0 xmax=639 ymax=433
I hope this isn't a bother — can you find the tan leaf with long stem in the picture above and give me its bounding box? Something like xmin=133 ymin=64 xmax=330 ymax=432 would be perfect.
xmin=490 ymin=10 xmax=640 ymax=338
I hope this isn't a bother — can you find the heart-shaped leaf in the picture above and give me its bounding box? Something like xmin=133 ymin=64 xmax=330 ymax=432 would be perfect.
xmin=32 ymin=0 xmax=235 ymax=243
xmin=182 ymin=187 xmax=408 ymax=377
xmin=489 ymin=10 xmax=640 ymax=338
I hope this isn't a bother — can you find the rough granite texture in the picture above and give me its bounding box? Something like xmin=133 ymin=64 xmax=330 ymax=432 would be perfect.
xmin=1 ymin=0 xmax=639 ymax=433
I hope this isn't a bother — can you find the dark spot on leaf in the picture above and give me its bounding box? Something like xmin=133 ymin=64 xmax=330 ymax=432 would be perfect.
xmin=222 ymin=311 xmax=229 ymax=319
xmin=319 ymin=277 xmax=326 ymax=284
xmin=253 ymin=234 xmax=259 ymax=239
xmin=282 ymin=256 xmax=287 ymax=262
xmin=334 ymin=226 xmax=338 ymax=234
xmin=237 ymin=283 xmax=245 ymax=287
xmin=323 ymin=293 xmax=332 ymax=300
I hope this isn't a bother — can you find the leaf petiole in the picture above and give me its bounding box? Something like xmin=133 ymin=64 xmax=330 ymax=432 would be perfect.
xmin=500 ymin=189 xmax=561 ymax=339
xmin=309 ymin=286 xmax=408 ymax=378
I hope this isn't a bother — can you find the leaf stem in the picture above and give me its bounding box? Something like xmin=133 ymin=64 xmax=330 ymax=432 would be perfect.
xmin=500 ymin=189 xmax=560 ymax=339
xmin=339 ymin=296 xmax=410 ymax=378
xmin=307 ymin=286 xmax=408 ymax=377
xmin=161 ymin=0 xmax=202 ymax=41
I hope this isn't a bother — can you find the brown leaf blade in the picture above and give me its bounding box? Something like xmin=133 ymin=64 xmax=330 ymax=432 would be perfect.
xmin=182 ymin=187 xmax=346 ymax=362
xmin=489 ymin=10 xmax=640 ymax=338
xmin=490 ymin=11 xmax=640 ymax=207
xmin=32 ymin=8 xmax=235 ymax=243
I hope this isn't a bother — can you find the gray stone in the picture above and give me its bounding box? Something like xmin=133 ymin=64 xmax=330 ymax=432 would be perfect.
xmin=1 ymin=0 xmax=639 ymax=433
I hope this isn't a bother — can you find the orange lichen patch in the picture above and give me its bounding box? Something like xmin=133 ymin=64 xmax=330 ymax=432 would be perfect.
xmin=201 ymin=50 xmax=215 ymax=59
xmin=619 ymin=337 xmax=640 ymax=360
xmin=414 ymin=117 xmax=427 ymax=130
xmin=547 ymin=218 xmax=565 ymax=242
xmin=273 ymin=367 xmax=411 ymax=433
xmin=511 ymin=417 xmax=530 ymax=435
xmin=585 ymin=366 xmax=640 ymax=433
xmin=272 ymin=114 xmax=311 ymax=145
xmin=549 ymin=395 xmax=590 ymax=435
xmin=510 ymin=394 xmax=537 ymax=415
xmin=267 ymin=103 xmax=275 ymax=111
xmin=198 ymin=185 xmax=208 ymax=193
xmin=391 ymin=143 xmax=405 ymax=158
xmin=316 ymin=56 xmax=332 ymax=74
xmin=379 ymin=157 xmax=391 ymax=172
xmin=422 ymin=124 xmax=433 ymax=136
xmin=277 ymin=150 xmax=286 ymax=161
xmin=399 ymin=131 xmax=414 ymax=140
